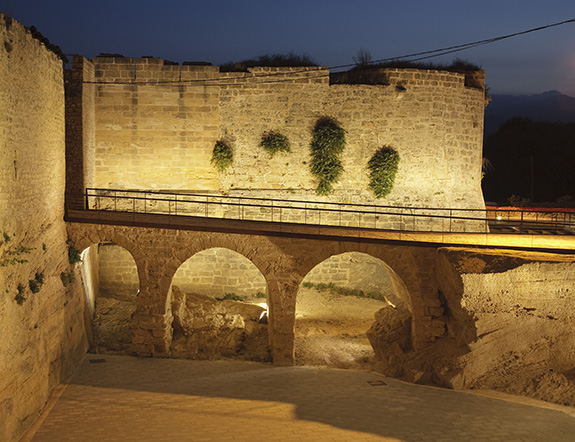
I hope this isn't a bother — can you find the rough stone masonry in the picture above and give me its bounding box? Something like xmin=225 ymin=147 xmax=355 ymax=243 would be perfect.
xmin=66 ymin=55 xmax=487 ymax=212
xmin=4 ymin=13 xmax=575 ymax=442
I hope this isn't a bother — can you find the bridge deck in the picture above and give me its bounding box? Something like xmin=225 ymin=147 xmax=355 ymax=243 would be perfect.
xmin=66 ymin=209 xmax=575 ymax=253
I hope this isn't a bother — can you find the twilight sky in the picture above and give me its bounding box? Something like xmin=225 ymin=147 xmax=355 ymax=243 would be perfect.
xmin=3 ymin=0 xmax=575 ymax=96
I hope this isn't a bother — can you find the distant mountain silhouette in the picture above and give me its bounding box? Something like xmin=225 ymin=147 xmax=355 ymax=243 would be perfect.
xmin=484 ymin=90 xmax=575 ymax=135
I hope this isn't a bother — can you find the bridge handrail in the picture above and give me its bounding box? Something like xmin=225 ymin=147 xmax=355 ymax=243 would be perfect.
xmin=84 ymin=188 xmax=575 ymax=234
xmin=86 ymin=187 xmax=480 ymax=213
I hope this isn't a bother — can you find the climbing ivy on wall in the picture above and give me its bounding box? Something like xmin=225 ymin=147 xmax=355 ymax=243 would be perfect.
xmin=0 ymin=231 xmax=33 ymax=267
xmin=211 ymin=140 xmax=234 ymax=172
xmin=60 ymin=243 xmax=81 ymax=288
xmin=259 ymin=131 xmax=291 ymax=157
xmin=309 ymin=117 xmax=346 ymax=195
xmin=28 ymin=272 xmax=45 ymax=294
xmin=14 ymin=283 xmax=26 ymax=305
xmin=1 ymin=232 xmax=48 ymax=305
xmin=367 ymin=146 xmax=400 ymax=198
xmin=67 ymin=243 xmax=82 ymax=265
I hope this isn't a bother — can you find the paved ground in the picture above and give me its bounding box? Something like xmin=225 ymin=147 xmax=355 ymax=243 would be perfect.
xmin=25 ymin=355 xmax=575 ymax=442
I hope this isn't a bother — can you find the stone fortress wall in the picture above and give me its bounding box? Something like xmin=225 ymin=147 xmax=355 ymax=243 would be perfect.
xmin=0 ymin=16 xmax=88 ymax=442
xmin=2 ymin=15 xmax=575 ymax=438
xmin=72 ymin=56 xmax=487 ymax=215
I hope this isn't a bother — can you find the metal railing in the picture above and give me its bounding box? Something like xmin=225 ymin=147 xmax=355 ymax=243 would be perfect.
xmin=84 ymin=188 xmax=575 ymax=234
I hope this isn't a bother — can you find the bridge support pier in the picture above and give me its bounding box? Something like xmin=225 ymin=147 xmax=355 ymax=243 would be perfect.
xmin=266 ymin=271 xmax=303 ymax=366
xmin=130 ymin=266 xmax=175 ymax=357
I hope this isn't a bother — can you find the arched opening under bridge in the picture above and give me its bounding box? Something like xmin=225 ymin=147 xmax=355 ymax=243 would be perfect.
xmin=169 ymin=247 xmax=270 ymax=361
xmin=295 ymin=251 xmax=412 ymax=369
xmin=79 ymin=243 xmax=140 ymax=353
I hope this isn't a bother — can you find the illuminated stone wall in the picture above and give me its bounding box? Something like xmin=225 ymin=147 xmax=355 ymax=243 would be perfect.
xmin=83 ymin=58 xmax=486 ymax=211
xmin=0 ymin=16 xmax=88 ymax=442
xmin=171 ymin=248 xmax=267 ymax=297
xmin=303 ymin=252 xmax=393 ymax=295
xmin=95 ymin=245 xmax=267 ymax=298
xmin=92 ymin=57 xmax=220 ymax=190
xmin=65 ymin=56 xmax=95 ymax=209
xmin=220 ymin=67 xmax=486 ymax=211
xmin=97 ymin=244 xmax=139 ymax=300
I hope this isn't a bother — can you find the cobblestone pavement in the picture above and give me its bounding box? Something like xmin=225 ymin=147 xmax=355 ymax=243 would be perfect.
xmin=26 ymin=355 xmax=575 ymax=442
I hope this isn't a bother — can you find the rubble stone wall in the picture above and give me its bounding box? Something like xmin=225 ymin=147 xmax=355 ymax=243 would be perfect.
xmin=303 ymin=252 xmax=393 ymax=295
xmin=97 ymin=248 xmax=396 ymax=302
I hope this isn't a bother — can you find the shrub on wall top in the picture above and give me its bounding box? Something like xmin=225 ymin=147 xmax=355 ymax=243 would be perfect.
xmin=259 ymin=131 xmax=291 ymax=157
xmin=211 ymin=140 xmax=233 ymax=172
xmin=368 ymin=146 xmax=400 ymax=198
xmin=309 ymin=117 xmax=346 ymax=195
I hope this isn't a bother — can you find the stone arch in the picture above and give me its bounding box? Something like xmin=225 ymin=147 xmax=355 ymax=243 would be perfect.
xmin=167 ymin=246 xmax=270 ymax=361
xmin=161 ymin=235 xmax=307 ymax=365
xmin=66 ymin=224 xmax=438 ymax=363
xmin=296 ymin=241 xmax=426 ymax=315
xmin=290 ymin=240 xmax=435 ymax=363
xmin=295 ymin=251 xmax=407 ymax=367
xmin=76 ymin=241 xmax=140 ymax=353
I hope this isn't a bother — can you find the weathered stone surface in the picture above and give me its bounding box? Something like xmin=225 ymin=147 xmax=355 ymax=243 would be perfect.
xmin=91 ymin=297 xmax=136 ymax=353
xmin=0 ymin=16 xmax=88 ymax=442
xmin=367 ymin=306 xmax=412 ymax=377
xmin=170 ymin=286 xmax=269 ymax=361
xmin=172 ymin=247 xmax=267 ymax=296
xmin=74 ymin=57 xmax=486 ymax=220
xmin=98 ymin=244 xmax=139 ymax=301
xmin=365 ymin=247 xmax=575 ymax=406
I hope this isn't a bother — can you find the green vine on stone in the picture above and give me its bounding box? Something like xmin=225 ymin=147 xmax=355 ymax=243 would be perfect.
xmin=14 ymin=283 xmax=26 ymax=305
xmin=302 ymin=281 xmax=387 ymax=301
xmin=216 ymin=293 xmax=244 ymax=301
xmin=309 ymin=117 xmax=346 ymax=195
xmin=259 ymin=131 xmax=291 ymax=157
xmin=211 ymin=140 xmax=233 ymax=172
xmin=367 ymin=146 xmax=400 ymax=198
xmin=60 ymin=270 xmax=75 ymax=286
xmin=1 ymin=236 xmax=34 ymax=266
xmin=28 ymin=272 xmax=45 ymax=294
xmin=68 ymin=243 xmax=82 ymax=265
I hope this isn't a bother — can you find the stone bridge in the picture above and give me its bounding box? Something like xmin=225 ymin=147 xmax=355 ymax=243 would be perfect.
xmin=67 ymin=215 xmax=446 ymax=365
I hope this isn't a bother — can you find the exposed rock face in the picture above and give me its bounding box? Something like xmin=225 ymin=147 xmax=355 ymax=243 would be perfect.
xmin=366 ymin=305 xmax=412 ymax=377
xmin=92 ymin=297 xmax=136 ymax=353
xmin=170 ymin=286 xmax=270 ymax=361
xmin=367 ymin=247 xmax=575 ymax=407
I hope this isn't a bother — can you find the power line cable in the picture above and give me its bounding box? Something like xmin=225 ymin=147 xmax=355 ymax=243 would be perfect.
xmin=80 ymin=17 xmax=575 ymax=87
xmin=353 ymin=17 xmax=575 ymax=68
